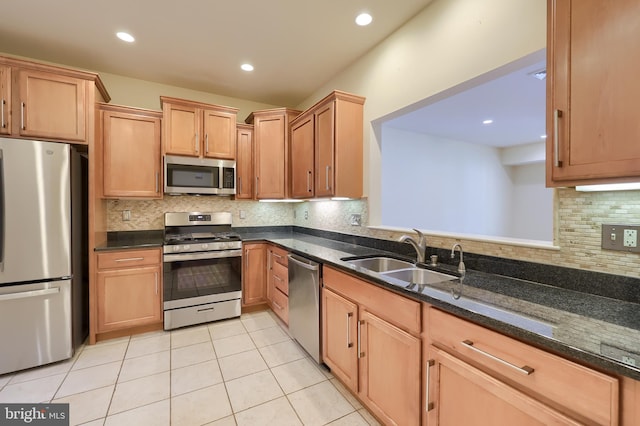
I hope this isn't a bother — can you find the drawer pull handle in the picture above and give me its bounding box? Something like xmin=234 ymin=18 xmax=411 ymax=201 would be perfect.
xmin=346 ymin=312 xmax=353 ymax=348
xmin=462 ymin=340 xmax=534 ymax=375
xmin=198 ymin=307 xmax=215 ymax=313
xmin=195 ymin=132 xmax=199 ymax=153
xmin=274 ymin=275 xmax=283 ymax=282
xmin=426 ymin=359 xmax=434 ymax=412
xmin=205 ymin=133 xmax=209 ymax=153
xmin=1 ymin=99 xmax=5 ymax=128
xmin=21 ymin=102 xmax=25 ymax=130
xmin=272 ymin=301 xmax=283 ymax=311
xmin=115 ymin=257 xmax=144 ymax=262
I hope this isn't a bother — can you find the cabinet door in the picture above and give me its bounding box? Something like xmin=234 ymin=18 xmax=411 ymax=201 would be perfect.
xmin=242 ymin=244 xmax=266 ymax=306
xmin=97 ymin=266 xmax=161 ymax=333
xmin=254 ymin=114 xmax=286 ymax=199
xmin=322 ymin=287 xmax=358 ymax=392
xmin=290 ymin=114 xmax=315 ymax=198
xmin=164 ymin=102 xmax=200 ymax=156
xmin=236 ymin=125 xmax=253 ymax=199
xmin=426 ymin=346 xmax=580 ymax=426
xmin=315 ymin=101 xmax=334 ymax=197
xmin=359 ymin=309 xmax=421 ymax=426
xmin=203 ymin=108 xmax=236 ymax=159
xmin=102 ymin=109 xmax=161 ymax=198
xmin=548 ymin=0 xmax=640 ymax=185
xmin=0 ymin=65 xmax=10 ymax=136
xmin=17 ymin=69 xmax=86 ymax=142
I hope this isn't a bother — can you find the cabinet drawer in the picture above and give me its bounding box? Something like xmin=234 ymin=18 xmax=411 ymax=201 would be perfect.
xmin=271 ymin=288 xmax=288 ymax=325
xmin=272 ymin=261 xmax=288 ymax=295
xmin=428 ymin=308 xmax=619 ymax=425
xmin=271 ymin=246 xmax=288 ymax=267
xmin=97 ymin=249 xmax=161 ymax=270
xmin=324 ymin=266 xmax=420 ymax=335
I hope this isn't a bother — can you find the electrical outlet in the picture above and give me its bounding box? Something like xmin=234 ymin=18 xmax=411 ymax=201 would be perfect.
xmin=602 ymin=224 xmax=640 ymax=252
xmin=304 ymin=210 xmax=308 ymax=220
xmin=239 ymin=210 xmax=246 ymax=219
xmin=624 ymin=229 xmax=638 ymax=247
xmin=122 ymin=210 xmax=131 ymax=221
xmin=350 ymin=214 xmax=362 ymax=226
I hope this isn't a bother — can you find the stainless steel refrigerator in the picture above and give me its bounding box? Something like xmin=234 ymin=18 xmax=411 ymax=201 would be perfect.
xmin=0 ymin=137 xmax=75 ymax=375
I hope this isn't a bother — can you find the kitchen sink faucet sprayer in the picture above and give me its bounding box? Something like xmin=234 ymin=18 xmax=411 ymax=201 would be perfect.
xmin=399 ymin=229 xmax=427 ymax=264
xmin=451 ymin=243 xmax=466 ymax=275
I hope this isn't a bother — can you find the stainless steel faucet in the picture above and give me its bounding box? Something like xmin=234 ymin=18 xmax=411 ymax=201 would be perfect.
xmin=451 ymin=243 xmax=466 ymax=275
xmin=399 ymin=229 xmax=427 ymax=263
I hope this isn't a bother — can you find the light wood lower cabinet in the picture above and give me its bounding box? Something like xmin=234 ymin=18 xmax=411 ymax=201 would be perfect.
xmin=425 ymin=307 xmax=619 ymax=426
xmin=266 ymin=245 xmax=289 ymax=324
xmin=95 ymin=249 xmax=162 ymax=335
xmin=242 ymin=243 xmax=267 ymax=307
xmin=425 ymin=346 xmax=580 ymax=425
xmin=322 ymin=266 xmax=421 ymax=425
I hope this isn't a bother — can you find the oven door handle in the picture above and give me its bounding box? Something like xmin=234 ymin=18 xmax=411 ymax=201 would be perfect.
xmin=163 ymin=249 xmax=242 ymax=263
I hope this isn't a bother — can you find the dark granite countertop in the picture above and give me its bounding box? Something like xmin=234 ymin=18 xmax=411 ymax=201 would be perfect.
xmin=239 ymin=230 xmax=640 ymax=381
xmin=96 ymin=228 xmax=640 ymax=380
xmin=95 ymin=230 xmax=164 ymax=251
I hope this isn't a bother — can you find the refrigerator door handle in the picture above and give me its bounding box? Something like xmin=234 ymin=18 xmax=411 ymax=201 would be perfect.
xmin=0 ymin=148 xmax=4 ymax=272
xmin=0 ymin=287 xmax=59 ymax=302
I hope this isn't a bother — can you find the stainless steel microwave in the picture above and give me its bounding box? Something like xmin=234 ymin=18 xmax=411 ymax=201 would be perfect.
xmin=164 ymin=155 xmax=236 ymax=195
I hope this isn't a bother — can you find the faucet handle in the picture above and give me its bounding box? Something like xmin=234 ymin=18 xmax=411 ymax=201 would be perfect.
xmin=413 ymin=228 xmax=425 ymax=244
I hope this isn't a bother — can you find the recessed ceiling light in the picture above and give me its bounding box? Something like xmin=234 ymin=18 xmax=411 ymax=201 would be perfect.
xmin=529 ymin=69 xmax=547 ymax=80
xmin=116 ymin=32 xmax=135 ymax=43
xmin=241 ymin=63 xmax=254 ymax=72
xmin=355 ymin=13 xmax=373 ymax=26
xmin=482 ymin=119 xmax=493 ymax=125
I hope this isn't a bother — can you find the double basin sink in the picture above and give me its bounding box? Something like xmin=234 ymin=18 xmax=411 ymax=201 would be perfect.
xmin=342 ymin=255 xmax=554 ymax=337
xmin=342 ymin=256 xmax=459 ymax=286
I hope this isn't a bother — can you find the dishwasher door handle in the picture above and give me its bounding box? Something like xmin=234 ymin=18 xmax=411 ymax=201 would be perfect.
xmin=287 ymin=254 xmax=320 ymax=271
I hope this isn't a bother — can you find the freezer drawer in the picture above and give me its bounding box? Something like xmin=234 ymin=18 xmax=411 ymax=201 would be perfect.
xmin=0 ymin=280 xmax=73 ymax=375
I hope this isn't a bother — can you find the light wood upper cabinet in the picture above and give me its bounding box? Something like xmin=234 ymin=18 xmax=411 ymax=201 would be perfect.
xmin=161 ymin=96 xmax=238 ymax=159
xmin=236 ymin=124 xmax=254 ymax=199
xmin=547 ymin=0 xmax=640 ymax=186
xmin=248 ymin=108 xmax=300 ymax=199
xmin=289 ymin=91 xmax=365 ymax=199
xmin=99 ymin=104 xmax=162 ymax=199
xmin=203 ymin=108 xmax=236 ymax=159
xmin=0 ymin=56 xmax=109 ymax=144
xmin=290 ymin=113 xmax=315 ymax=198
xmin=0 ymin=65 xmax=10 ymax=136
xmin=95 ymin=249 xmax=162 ymax=334
xmin=16 ymin=69 xmax=86 ymax=142
xmin=242 ymin=243 xmax=267 ymax=307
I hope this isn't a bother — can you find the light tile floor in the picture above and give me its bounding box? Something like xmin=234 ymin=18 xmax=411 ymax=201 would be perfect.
xmin=0 ymin=310 xmax=380 ymax=426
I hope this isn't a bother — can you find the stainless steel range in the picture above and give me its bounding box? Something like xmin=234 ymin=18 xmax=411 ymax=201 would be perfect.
xmin=163 ymin=212 xmax=242 ymax=330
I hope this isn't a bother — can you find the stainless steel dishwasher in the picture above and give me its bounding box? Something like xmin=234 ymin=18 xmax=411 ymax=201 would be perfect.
xmin=287 ymin=254 xmax=321 ymax=363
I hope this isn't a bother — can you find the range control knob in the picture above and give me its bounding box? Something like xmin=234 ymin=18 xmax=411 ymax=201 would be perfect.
xmin=183 ymin=245 xmax=191 ymax=251
xmin=173 ymin=245 xmax=180 ymax=253
xmin=201 ymin=244 xmax=209 ymax=250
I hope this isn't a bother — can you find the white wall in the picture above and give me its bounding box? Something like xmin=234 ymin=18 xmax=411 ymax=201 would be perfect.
xmin=381 ymin=126 xmax=514 ymax=237
xmin=508 ymin=163 xmax=554 ymax=240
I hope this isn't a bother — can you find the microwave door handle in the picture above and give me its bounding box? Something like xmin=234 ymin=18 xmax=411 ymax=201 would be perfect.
xmin=0 ymin=149 xmax=4 ymax=272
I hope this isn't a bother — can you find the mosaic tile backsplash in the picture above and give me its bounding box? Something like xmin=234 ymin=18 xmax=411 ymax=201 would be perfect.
xmin=107 ymin=188 xmax=640 ymax=279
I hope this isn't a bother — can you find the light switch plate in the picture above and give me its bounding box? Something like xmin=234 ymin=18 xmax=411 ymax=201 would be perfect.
xmin=602 ymin=224 xmax=640 ymax=252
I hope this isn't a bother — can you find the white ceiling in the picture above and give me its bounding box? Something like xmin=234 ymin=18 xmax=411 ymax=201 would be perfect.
xmin=385 ymin=51 xmax=547 ymax=148
xmin=0 ymin=0 xmax=433 ymax=107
